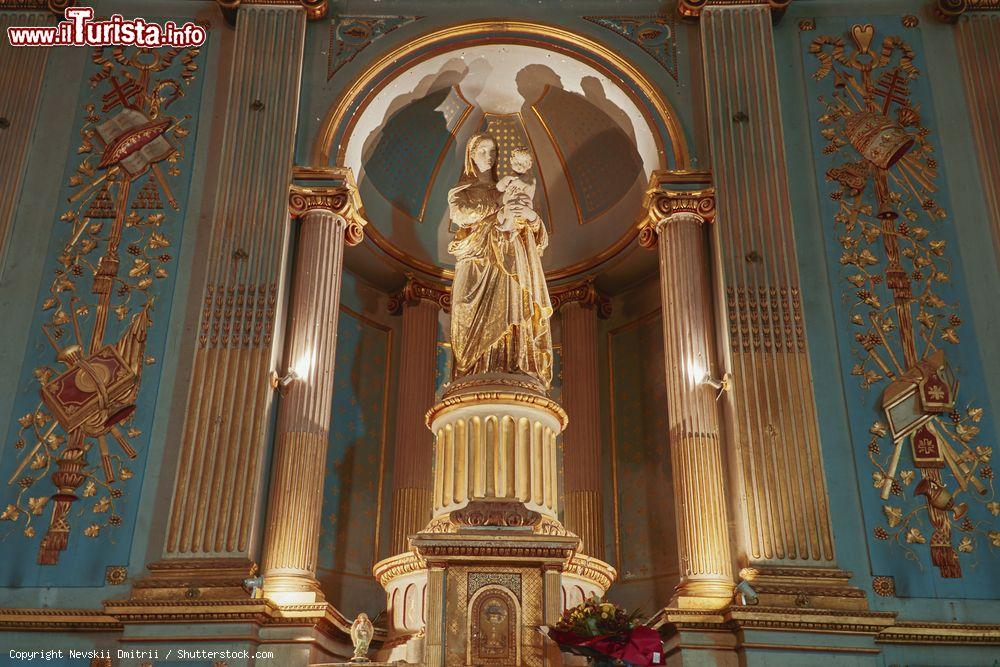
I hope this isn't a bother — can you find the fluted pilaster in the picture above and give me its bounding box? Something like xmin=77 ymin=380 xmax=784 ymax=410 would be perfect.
xmin=560 ymin=301 xmax=604 ymax=559
xmin=162 ymin=5 xmax=305 ymax=563
xmin=956 ymin=15 xmax=1000 ymax=262
xmin=702 ymin=3 xmax=835 ymax=567
xmin=0 ymin=13 xmax=49 ymax=264
xmin=654 ymin=206 xmax=734 ymax=608
xmin=390 ymin=293 xmax=439 ymax=553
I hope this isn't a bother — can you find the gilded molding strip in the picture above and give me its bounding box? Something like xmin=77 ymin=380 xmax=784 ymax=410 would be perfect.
xmin=0 ymin=12 xmax=49 ymax=266
xmin=955 ymin=15 xmax=1000 ymax=263
xmin=702 ymin=4 xmax=836 ymax=564
xmin=164 ymin=5 xmax=306 ymax=557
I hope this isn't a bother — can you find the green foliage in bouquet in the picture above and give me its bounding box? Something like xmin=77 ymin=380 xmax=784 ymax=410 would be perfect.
xmin=554 ymin=596 xmax=643 ymax=638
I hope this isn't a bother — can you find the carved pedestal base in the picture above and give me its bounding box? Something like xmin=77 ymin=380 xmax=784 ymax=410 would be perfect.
xmin=745 ymin=566 xmax=869 ymax=611
xmin=127 ymin=558 xmax=259 ymax=600
xmin=412 ymin=526 xmax=578 ymax=667
xmin=373 ymin=380 xmax=616 ymax=665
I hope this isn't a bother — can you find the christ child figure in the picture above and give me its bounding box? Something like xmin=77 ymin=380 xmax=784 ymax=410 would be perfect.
xmin=496 ymin=146 xmax=540 ymax=235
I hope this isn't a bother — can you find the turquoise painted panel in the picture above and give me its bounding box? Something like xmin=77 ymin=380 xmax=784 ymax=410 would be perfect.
xmin=0 ymin=40 xmax=206 ymax=587
xmin=801 ymin=17 xmax=999 ymax=598
xmin=317 ymin=307 xmax=392 ymax=616
xmin=606 ymin=311 xmax=677 ymax=611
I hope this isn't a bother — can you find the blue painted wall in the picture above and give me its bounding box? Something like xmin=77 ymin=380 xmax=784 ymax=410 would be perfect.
xmin=0 ymin=30 xmax=209 ymax=590
xmin=780 ymin=0 xmax=1000 ymax=627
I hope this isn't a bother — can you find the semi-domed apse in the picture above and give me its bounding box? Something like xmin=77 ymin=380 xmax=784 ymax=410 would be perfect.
xmin=328 ymin=41 xmax=683 ymax=287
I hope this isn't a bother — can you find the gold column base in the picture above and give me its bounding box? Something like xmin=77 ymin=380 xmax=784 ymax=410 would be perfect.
xmin=671 ymin=578 xmax=736 ymax=610
xmin=261 ymin=572 xmax=326 ymax=605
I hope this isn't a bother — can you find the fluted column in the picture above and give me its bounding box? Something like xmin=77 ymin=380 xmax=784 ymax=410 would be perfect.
xmin=0 ymin=12 xmax=49 ymax=265
xmin=387 ymin=278 xmax=447 ymax=554
xmin=158 ymin=5 xmax=305 ymax=578
xmin=639 ymin=178 xmax=733 ymax=608
xmin=260 ymin=178 xmax=366 ymax=603
xmin=558 ymin=287 xmax=608 ymax=559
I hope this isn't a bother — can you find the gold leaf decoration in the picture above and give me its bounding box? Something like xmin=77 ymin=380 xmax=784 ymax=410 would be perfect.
xmin=83 ymin=524 xmax=100 ymax=538
xmin=870 ymin=421 xmax=887 ymax=438
xmin=1 ymin=504 xmax=19 ymax=521
xmin=28 ymin=496 xmax=47 ymax=515
xmin=82 ymin=480 xmax=97 ymax=497
xmin=957 ymin=537 xmax=973 ymax=553
xmin=92 ymin=497 xmax=110 ymax=513
xmin=989 ymin=531 xmax=1000 ymax=547
xmin=129 ymin=259 xmax=150 ymax=277
xmin=900 ymin=470 xmax=915 ymax=486
xmin=883 ymin=505 xmax=903 ymax=527
xmin=148 ymin=232 xmax=169 ymax=248
xmin=905 ymin=527 xmax=926 ymax=544
xmin=988 ymin=502 xmax=1000 ymax=517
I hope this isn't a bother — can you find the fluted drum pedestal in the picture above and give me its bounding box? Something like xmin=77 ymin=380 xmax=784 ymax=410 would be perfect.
xmin=373 ymin=375 xmax=616 ymax=666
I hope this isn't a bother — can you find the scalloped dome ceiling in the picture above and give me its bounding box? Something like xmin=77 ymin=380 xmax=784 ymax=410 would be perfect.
xmin=342 ymin=43 xmax=666 ymax=280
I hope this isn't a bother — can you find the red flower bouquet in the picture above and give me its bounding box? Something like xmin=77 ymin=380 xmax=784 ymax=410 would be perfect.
xmin=543 ymin=597 xmax=664 ymax=666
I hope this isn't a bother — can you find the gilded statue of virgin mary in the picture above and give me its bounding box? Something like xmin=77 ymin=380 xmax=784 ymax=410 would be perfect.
xmin=447 ymin=133 xmax=553 ymax=387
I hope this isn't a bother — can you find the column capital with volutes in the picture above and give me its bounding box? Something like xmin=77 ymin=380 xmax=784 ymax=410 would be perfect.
xmin=388 ymin=274 xmax=452 ymax=314
xmin=288 ymin=166 xmax=368 ymax=246
xmin=549 ymin=276 xmax=612 ymax=318
xmin=637 ymin=171 xmax=716 ymax=249
xmin=678 ymin=0 xmax=791 ymax=23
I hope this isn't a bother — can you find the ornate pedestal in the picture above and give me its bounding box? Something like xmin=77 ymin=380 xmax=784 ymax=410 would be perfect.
xmin=373 ymin=375 xmax=616 ymax=666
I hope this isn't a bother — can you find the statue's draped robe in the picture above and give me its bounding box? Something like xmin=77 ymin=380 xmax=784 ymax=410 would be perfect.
xmin=448 ymin=178 xmax=553 ymax=386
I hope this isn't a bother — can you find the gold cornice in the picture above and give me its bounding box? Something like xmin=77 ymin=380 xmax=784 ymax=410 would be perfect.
xmin=0 ymin=608 xmax=121 ymax=631
xmin=654 ymin=605 xmax=897 ymax=635
xmin=678 ymin=0 xmax=792 ymax=22
xmin=311 ymin=20 xmax=688 ymax=169
xmin=934 ymin=0 xmax=1000 ymax=22
xmin=216 ymin=0 xmax=326 ymax=25
xmin=549 ymin=276 xmax=612 ymax=318
xmin=289 ymin=166 xmax=368 ymax=246
xmin=388 ymin=274 xmax=451 ymax=314
xmin=637 ymin=170 xmax=716 ymax=249
xmin=877 ymin=620 xmax=1000 ymax=645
